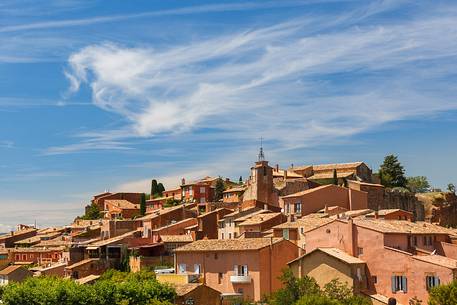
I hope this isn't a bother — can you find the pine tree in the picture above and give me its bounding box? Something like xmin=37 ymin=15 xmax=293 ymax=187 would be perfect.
xmin=157 ymin=183 xmax=165 ymax=196
xmin=140 ymin=193 xmax=146 ymax=216
xmin=379 ymin=155 xmax=407 ymax=188
xmin=215 ymin=177 xmax=225 ymax=201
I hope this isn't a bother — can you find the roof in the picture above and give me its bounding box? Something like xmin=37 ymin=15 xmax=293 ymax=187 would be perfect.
xmin=105 ymin=199 xmax=140 ymax=209
xmin=233 ymin=209 xmax=269 ymax=222
xmin=274 ymin=215 xmax=334 ymax=231
xmin=0 ymin=228 xmax=37 ymax=240
xmin=413 ymin=254 xmax=457 ymax=269
xmin=272 ymin=169 xmax=303 ymax=178
xmin=352 ymin=219 xmax=455 ymax=235
xmin=308 ymin=172 xmax=355 ymax=180
xmin=237 ymin=213 xmax=283 ymax=226
xmin=289 ymin=247 xmax=365 ymax=265
xmin=282 ymin=185 xmax=336 ymax=199
xmin=76 ymin=274 xmax=101 ymax=285
xmin=347 ymin=180 xmax=384 ymax=188
xmin=160 ymin=235 xmax=193 ymax=243
xmin=66 ymin=258 xmax=100 ymax=269
xmin=88 ymin=230 xmax=137 ymax=247
xmin=175 ymin=238 xmax=284 ymax=252
xmin=223 ymin=186 xmax=246 ymax=193
xmin=139 ymin=204 xmax=193 ymax=220
xmin=0 ymin=265 xmax=27 ymax=275
xmin=313 ymin=162 xmax=365 ymax=171
xmin=366 ymin=209 xmax=412 ymax=217
xmin=174 ymin=283 xmax=201 ymax=296
xmin=10 ymin=246 xmax=64 ymax=253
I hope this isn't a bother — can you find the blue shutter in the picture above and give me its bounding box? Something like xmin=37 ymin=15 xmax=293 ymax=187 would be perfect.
xmin=402 ymin=276 xmax=408 ymax=292
xmin=391 ymin=276 xmax=396 ymax=292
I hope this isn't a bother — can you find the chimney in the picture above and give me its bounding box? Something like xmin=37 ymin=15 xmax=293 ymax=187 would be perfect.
xmin=374 ymin=210 xmax=379 ymax=219
xmin=10 ymin=231 xmax=14 ymax=236
xmin=264 ymin=203 xmax=268 ymax=211
xmin=284 ymin=170 xmax=288 ymax=180
xmin=181 ymin=178 xmax=186 ymax=185
xmin=276 ymin=164 xmax=279 ymax=172
xmin=347 ymin=217 xmax=355 ymax=256
xmin=324 ymin=205 xmax=329 ymax=214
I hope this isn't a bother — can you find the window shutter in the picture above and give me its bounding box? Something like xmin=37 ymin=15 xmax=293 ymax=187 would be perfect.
xmin=391 ymin=276 xmax=396 ymax=292
xmin=436 ymin=276 xmax=440 ymax=286
xmin=234 ymin=265 xmax=238 ymax=276
xmin=402 ymin=276 xmax=408 ymax=292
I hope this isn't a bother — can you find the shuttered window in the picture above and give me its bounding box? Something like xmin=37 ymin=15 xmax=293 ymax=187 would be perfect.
xmin=391 ymin=275 xmax=407 ymax=293
xmin=426 ymin=276 xmax=440 ymax=290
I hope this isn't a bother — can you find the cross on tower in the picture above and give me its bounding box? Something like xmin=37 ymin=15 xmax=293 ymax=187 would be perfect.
xmin=258 ymin=137 xmax=265 ymax=162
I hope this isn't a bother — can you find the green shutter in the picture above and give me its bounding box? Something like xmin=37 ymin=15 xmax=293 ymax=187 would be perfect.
xmin=391 ymin=276 xmax=396 ymax=292
xmin=402 ymin=276 xmax=407 ymax=292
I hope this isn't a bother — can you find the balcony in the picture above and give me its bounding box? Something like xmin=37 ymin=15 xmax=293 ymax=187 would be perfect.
xmin=230 ymin=275 xmax=252 ymax=283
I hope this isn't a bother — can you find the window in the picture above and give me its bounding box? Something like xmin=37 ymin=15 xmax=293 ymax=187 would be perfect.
xmin=295 ymin=202 xmax=302 ymax=214
xmin=200 ymin=187 xmax=206 ymax=193
xmin=218 ymin=273 xmax=223 ymax=284
xmin=412 ymin=236 xmax=418 ymax=247
xmin=426 ymin=276 xmax=440 ymax=290
xmin=283 ymin=229 xmax=289 ymax=240
xmin=234 ymin=232 xmax=237 ymax=238
xmin=229 ymin=233 xmax=232 ymax=239
xmin=372 ymin=276 xmax=378 ymax=284
xmin=234 ymin=265 xmax=248 ymax=276
xmin=285 ymin=203 xmax=290 ymax=214
xmin=194 ymin=264 xmax=201 ymax=274
xmin=178 ymin=264 xmax=187 ymax=274
xmin=357 ymin=247 xmax=363 ymax=255
xmin=391 ymin=275 xmax=407 ymax=293
xmin=200 ymin=197 xmax=206 ymax=203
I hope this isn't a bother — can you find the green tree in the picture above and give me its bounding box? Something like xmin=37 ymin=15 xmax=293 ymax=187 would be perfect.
xmin=80 ymin=203 xmax=101 ymax=220
xmin=408 ymin=296 xmax=422 ymax=305
xmin=214 ymin=177 xmax=225 ymax=201
xmin=157 ymin=183 xmax=165 ymax=196
xmin=448 ymin=183 xmax=456 ymax=194
xmin=269 ymin=269 xmax=320 ymax=305
xmin=406 ymin=176 xmax=430 ymax=193
xmin=332 ymin=169 xmax=338 ymax=186
xmin=1 ymin=270 xmax=176 ymax=305
xmin=140 ymin=193 xmax=147 ymax=216
xmin=379 ymin=155 xmax=407 ymax=188
xmin=295 ymin=294 xmax=341 ymax=305
xmin=323 ymin=279 xmax=370 ymax=305
xmin=151 ymin=179 xmax=158 ymax=198
xmin=428 ymin=280 xmax=457 ymax=305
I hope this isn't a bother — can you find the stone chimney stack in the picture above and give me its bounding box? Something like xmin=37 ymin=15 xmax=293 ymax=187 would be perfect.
xmin=284 ymin=170 xmax=288 ymax=180
xmin=276 ymin=164 xmax=279 ymax=172
xmin=181 ymin=178 xmax=186 ymax=185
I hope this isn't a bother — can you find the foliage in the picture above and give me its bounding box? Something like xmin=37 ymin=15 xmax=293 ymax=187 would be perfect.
xmin=215 ymin=177 xmax=225 ymax=201
xmin=428 ymin=280 xmax=457 ymax=305
xmin=269 ymin=269 xmax=320 ymax=305
xmin=163 ymin=198 xmax=180 ymax=207
xmin=295 ymin=294 xmax=341 ymax=305
xmin=151 ymin=179 xmax=158 ymax=198
xmin=1 ymin=270 xmax=176 ymax=305
xmin=448 ymin=183 xmax=456 ymax=194
xmin=157 ymin=183 xmax=165 ymax=197
xmin=406 ymin=176 xmax=430 ymax=193
xmin=332 ymin=169 xmax=338 ymax=186
xmin=379 ymin=155 xmax=407 ymax=188
xmin=269 ymin=270 xmax=370 ymax=305
xmin=140 ymin=193 xmax=147 ymax=216
xmin=80 ymin=203 xmax=102 ymax=220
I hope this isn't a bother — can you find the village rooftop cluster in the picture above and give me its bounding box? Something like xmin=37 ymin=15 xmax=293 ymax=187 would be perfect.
xmin=0 ymin=150 xmax=455 ymax=305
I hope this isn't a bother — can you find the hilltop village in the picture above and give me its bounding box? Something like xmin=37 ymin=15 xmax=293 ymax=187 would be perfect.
xmin=1 ymin=151 xmax=456 ymax=305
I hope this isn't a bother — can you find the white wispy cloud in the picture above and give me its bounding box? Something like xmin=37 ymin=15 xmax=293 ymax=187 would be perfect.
xmin=60 ymin=3 xmax=457 ymax=154
xmin=0 ymin=1 xmax=329 ymax=33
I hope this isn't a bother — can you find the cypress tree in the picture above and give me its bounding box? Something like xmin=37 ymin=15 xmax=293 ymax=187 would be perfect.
xmin=332 ymin=169 xmax=338 ymax=185
xmin=215 ymin=177 xmax=225 ymax=201
xmin=157 ymin=183 xmax=165 ymax=196
xmin=151 ymin=179 xmax=158 ymax=198
xmin=140 ymin=193 xmax=146 ymax=216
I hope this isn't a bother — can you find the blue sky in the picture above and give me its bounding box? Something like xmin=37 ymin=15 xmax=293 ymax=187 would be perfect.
xmin=1 ymin=0 xmax=457 ymax=231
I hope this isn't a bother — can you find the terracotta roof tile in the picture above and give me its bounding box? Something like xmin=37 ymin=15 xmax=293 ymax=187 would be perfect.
xmin=290 ymin=247 xmax=365 ymax=265
xmin=413 ymin=254 xmax=457 ymax=269
xmin=353 ymin=219 xmax=454 ymax=235
xmin=160 ymin=235 xmax=193 ymax=243
xmin=238 ymin=213 xmax=283 ymax=226
xmin=175 ymin=238 xmax=283 ymax=252
xmin=105 ymin=199 xmax=140 ymax=209
xmin=0 ymin=265 xmax=27 ymax=275
xmin=274 ymin=216 xmax=334 ymax=230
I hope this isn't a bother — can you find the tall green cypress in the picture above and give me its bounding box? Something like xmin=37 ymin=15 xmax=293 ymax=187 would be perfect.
xmin=332 ymin=169 xmax=338 ymax=185
xmin=140 ymin=193 xmax=146 ymax=216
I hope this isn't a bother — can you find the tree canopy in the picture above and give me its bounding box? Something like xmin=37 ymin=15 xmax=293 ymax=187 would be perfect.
xmin=79 ymin=203 xmax=102 ymax=220
xmin=428 ymin=280 xmax=457 ymax=305
xmin=406 ymin=176 xmax=430 ymax=193
xmin=379 ymin=155 xmax=407 ymax=188
xmin=214 ymin=177 xmax=225 ymax=201
xmin=0 ymin=270 xmax=175 ymax=305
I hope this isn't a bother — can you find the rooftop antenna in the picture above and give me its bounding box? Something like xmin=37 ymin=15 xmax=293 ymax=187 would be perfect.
xmin=258 ymin=137 xmax=265 ymax=162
